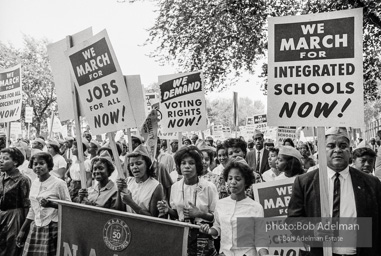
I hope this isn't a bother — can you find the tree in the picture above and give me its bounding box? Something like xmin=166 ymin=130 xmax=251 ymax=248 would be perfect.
xmin=146 ymin=0 xmax=381 ymax=101
xmin=0 ymin=35 xmax=56 ymax=136
xmin=206 ymin=97 xmax=265 ymax=129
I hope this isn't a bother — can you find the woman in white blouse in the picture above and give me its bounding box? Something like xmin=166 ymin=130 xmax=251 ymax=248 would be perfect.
xmin=157 ymin=145 xmax=218 ymax=256
xmin=200 ymin=157 xmax=269 ymax=256
xmin=16 ymin=152 xmax=71 ymax=256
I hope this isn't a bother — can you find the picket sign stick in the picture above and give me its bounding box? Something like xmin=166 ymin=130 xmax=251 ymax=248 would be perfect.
xmin=27 ymin=123 xmax=30 ymax=140
xmin=178 ymin=132 xmax=183 ymax=148
xmin=127 ymin=128 xmax=133 ymax=154
xmin=107 ymin=132 xmax=125 ymax=179
xmin=6 ymin=122 xmax=10 ymax=148
xmin=200 ymin=131 xmax=205 ymax=141
xmin=317 ymin=127 xmax=332 ymax=256
xmin=66 ymin=35 xmax=88 ymax=190
xmin=48 ymin=111 xmax=55 ymax=139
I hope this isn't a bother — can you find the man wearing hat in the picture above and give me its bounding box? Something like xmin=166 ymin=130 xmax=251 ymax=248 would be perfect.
xmin=245 ymin=130 xmax=270 ymax=174
xmin=288 ymin=127 xmax=381 ymax=256
xmin=369 ymin=137 xmax=377 ymax=152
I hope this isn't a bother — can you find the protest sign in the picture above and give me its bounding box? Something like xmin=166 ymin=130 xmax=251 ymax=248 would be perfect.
xmin=65 ymin=30 xmax=136 ymax=134
xmin=56 ymin=200 xmax=192 ymax=256
xmin=124 ymin=75 xmax=146 ymax=128
xmin=25 ymin=107 xmax=33 ymax=123
xmin=140 ymin=109 xmax=159 ymax=163
xmin=10 ymin=122 xmax=22 ymax=140
xmin=212 ymin=124 xmax=224 ymax=140
xmin=268 ymin=9 xmax=363 ymax=128
xmin=47 ymin=115 xmax=64 ymax=134
xmin=222 ymin=126 xmax=232 ymax=139
xmin=0 ymin=65 xmax=22 ymax=122
xmin=254 ymin=114 xmax=267 ymax=132
xmin=276 ymin=126 xmax=297 ymax=146
xmin=253 ymin=178 xmax=299 ymax=255
xmin=47 ymin=27 xmax=92 ymax=121
xmin=253 ymin=178 xmax=295 ymax=217
xmin=158 ymin=71 xmax=207 ymax=133
xmin=145 ymin=92 xmax=159 ymax=115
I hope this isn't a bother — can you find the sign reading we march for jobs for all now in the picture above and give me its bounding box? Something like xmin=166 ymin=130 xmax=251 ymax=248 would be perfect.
xmin=267 ymin=9 xmax=363 ymax=127
xmin=0 ymin=65 xmax=22 ymax=122
xmin=65 ymin=30 xmax=136 ymax=134
xmin=159 ymin=71 xmax=207 ymax=133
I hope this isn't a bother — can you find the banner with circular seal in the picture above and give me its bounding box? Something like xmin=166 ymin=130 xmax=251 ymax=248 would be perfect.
xmin=103 ymin=218 xmax=131 ymax=251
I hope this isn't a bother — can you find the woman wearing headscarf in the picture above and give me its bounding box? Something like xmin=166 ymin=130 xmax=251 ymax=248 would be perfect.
xmin=275 ymin=146 xmax=304 ymax=180
xmin=76 ymin=152 xmax=117 ymax=209
xmin=116 ymin=145 xmax=164 ymax=217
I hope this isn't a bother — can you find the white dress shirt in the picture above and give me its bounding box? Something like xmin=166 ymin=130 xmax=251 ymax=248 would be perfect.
xmin=327 ymin=166 xmax=357 ymax=255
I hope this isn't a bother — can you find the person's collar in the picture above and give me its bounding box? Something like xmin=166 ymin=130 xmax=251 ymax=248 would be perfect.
xmin=3 ymin=169 xmax=21 ymax=180
xmin=98 ymin=180 xmax=114 ymax=191
xmin=257 ymin=147 xmax=264 ymax=153
xmin=327 ymin=165 xmax=349 ymax=180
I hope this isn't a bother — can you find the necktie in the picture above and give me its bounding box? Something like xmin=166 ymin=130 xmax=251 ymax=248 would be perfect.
xmin=332 ymin=172 xmax=340 ymax=218
xmin=333 ymin=172 xmax=340 ymax=238
xmin=256 ymin=150 xmax=261 ymax=172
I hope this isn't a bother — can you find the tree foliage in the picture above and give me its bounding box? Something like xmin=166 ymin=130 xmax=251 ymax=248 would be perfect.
xmin=147 ymin=0 xmax=381 ymax=101
xmin=206 ymin=97 xmax=265 ymax=129
xmin=0 ymin=36 xmax=56 ymax=136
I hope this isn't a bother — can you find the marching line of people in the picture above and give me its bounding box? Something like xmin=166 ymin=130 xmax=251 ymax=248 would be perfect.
xmin=1 ymin=127 xmax=381 ymax=256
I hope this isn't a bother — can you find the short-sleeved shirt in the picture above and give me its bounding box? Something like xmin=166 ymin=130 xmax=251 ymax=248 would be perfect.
xmin=86 ymin=180 xmax=117 ymax=209
xmin=170 ymin=178 xmax=218 ymax=223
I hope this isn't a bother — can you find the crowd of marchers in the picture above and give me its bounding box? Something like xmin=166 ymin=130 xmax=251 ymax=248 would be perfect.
xmin=0 ymin=128 xmax=381 ymax=256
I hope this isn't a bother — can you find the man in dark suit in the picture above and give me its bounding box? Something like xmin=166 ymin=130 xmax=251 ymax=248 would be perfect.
xmin=246 ymin=130 xmax=270 ymax=174
xmin=288 ymin=127 xmax=381 ymax=256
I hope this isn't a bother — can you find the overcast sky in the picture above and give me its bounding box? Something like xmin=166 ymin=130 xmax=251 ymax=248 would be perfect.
xmin=0 ymin=0 xmax=267 ymax=106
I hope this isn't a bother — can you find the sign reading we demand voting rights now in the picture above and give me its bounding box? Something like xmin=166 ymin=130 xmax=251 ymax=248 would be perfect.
xmin=65 ymin=30 xmax=136 ymax=134
xmin=159 ymin=72 xmax=207 ymax=133
xmin=267 ymin=9 xmax=363 ymax=128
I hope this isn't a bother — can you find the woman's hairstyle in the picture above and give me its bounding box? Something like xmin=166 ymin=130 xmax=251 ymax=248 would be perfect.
xmin=28 ymin=152 xmax=54 ymax=171
xmin=174 ymin=145 xmax=203 ymax=175
xmin=200 ymin=148 xmax=214 ymax=165
xmin=280 ymin=154 xmax=304 ymax=176
xmin=49 ymin=144 xmax=60 ymax=154
xmin=269 ymin=147 xmax=279 ymax=155
xmin=126 ymin=155 xmax=155 ymax=178
xmin=222 ymin=160 xmax=255 ymax=189
xmin=283 ymin=138 xmax=295 ymax=147
xmin=91 ymin=157 xmax=115 ymax=177
xmin=223 ymin=138 xmax=247 ymax=157
xmin=0 ymin=147 xmax=25 ymax=167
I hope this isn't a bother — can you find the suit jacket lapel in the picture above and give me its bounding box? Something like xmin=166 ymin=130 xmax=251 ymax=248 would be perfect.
xmin=349 ymin=167 xmax=366 ymax=217
xmin=313 ymin=171 xmax=321 ymax=216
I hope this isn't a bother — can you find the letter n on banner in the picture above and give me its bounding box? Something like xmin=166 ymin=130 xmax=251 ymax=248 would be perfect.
xmin=56 ymin=201 xmax=190 ymax=256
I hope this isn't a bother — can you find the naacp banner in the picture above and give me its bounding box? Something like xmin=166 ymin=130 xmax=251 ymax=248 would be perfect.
xmin=0 ymin=65 xmax=22 ymax=122
xmin=159 ymin=72 xmax=207 ymax=133
xmin=268 ymin=9 xmax=363 ymax=128
xmin=65 ymin=30 xmax=136 ymax=134
xmin=57 ymin=200 xmax=192 ymax=256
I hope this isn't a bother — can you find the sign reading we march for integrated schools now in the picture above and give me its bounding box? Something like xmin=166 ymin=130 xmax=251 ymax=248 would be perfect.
xmin=65 ymin=30 xmax=136 ymax=134
xmin=267 ymin=9 xmax=363 ymax=127
xmin=0 ymin=65 xmax=22 ymax=122
xmin=159 ymin=72 xmax=207 ymax=133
